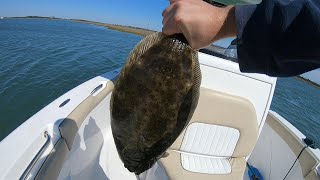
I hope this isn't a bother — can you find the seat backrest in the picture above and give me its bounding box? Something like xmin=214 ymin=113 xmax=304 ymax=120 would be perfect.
xmin=171 ymin=88 xmax=258 ymax=158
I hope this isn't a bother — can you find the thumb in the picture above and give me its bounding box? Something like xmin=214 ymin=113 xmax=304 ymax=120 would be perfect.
xmin=177 ymin=21 xmax=197 ymax=49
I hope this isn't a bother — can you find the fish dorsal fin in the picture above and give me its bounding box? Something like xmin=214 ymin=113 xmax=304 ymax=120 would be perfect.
xmin=126 ymin=32 xmax=164 ymax=67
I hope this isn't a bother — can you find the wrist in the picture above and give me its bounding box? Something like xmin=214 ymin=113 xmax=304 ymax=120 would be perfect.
xmin=224 ymin=6 xmax=236 ymax=37
xmin=214 ymin=6 xmax=236 ymax=41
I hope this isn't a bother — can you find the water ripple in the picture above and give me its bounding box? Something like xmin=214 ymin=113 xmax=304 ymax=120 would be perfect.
xmin=271 ymin=77 xmax=320 ymax=146
xmin=0 ymin=19 xmax=141 ymax=140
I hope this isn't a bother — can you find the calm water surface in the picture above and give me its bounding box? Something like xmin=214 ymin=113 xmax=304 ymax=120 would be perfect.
xmin=0 ymin=19 xmax=319 ymax=146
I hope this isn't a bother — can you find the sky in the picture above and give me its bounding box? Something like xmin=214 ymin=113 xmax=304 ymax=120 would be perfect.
xmin=0 ymin=0 xmax=169 ymax=31
xmin=0 ymin=0 xmax=319 ymax=82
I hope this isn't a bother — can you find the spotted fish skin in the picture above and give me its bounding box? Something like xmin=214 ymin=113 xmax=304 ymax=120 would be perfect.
xmin=110 ymin=32 xmax=201 ymax=175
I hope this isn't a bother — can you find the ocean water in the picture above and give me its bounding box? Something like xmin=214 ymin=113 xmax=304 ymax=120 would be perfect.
xmin=0 ymin=19 xmax=142 ymax=140
xmin=0 ymin=19 xmax=319 ymax=146
xmin=271 ymin=78 xmax=320 ymax=146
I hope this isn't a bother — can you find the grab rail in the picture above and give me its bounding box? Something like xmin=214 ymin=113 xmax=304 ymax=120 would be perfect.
xmin=20 ymin=131 xmax=51 ymax=180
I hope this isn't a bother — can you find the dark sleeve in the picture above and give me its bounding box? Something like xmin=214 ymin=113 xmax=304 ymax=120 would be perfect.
xmin=235 ymin=0 xmax=320 ymax=77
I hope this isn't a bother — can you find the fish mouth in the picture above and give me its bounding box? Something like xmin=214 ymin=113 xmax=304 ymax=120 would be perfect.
xmin=112 ymin=136 xmax=160 ymax=174
xmin=123 ymin=156 xmax=158 ymax=175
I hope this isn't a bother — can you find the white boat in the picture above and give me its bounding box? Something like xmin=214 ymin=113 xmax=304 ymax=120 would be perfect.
xmin=0 ymin=47 xmax=319 ymax=180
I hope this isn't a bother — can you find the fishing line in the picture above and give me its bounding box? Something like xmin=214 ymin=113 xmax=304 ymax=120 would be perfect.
xmin=282 ymin=138 xmax=316 ymax=180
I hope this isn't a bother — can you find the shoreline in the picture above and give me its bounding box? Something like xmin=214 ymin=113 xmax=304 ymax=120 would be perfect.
xmin=72 ymin=19 xmax=156 ymax=37
xmin=6 ymin=16 xmax=156 ymax=37
xmin=294 ymin=76 xmax=320 ymax=89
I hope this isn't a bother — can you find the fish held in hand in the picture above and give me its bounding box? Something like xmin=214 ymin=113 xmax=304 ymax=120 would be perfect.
xmin=110 ymin=32 xmax=201 ymax=175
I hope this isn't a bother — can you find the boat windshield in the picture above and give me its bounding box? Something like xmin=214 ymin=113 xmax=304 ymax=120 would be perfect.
xmin=199 ymin=0 xmax=261 ymax=61
xmin=199 ymin=38 xmax=238 ymax=62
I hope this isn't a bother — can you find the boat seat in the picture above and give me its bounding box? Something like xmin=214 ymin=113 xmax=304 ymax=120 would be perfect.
xmin=159 ymin=88 xmax=258 ymax=180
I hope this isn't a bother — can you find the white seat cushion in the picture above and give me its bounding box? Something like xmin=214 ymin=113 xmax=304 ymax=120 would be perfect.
xmin=179 ymin=123 xmax=240 ymax=174
xmin=181 ymin=154 xmax=231 ymax=174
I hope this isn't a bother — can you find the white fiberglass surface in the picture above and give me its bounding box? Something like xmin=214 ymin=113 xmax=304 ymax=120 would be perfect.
xmin=248 ymin=124 xmax=304 ymax=180
xmin=58 ymin=94 xmax=136 ymax=180
xmin=0 ymin=70 xmax=120 ymax=179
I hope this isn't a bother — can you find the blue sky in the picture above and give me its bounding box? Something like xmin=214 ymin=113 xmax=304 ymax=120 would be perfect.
xmin=0 ymin=0 xmax=169 ymax=31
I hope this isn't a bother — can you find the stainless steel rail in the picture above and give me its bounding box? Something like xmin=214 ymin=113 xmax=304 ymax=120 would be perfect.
xmin=20 ymin=131 xmax=51 ymax=180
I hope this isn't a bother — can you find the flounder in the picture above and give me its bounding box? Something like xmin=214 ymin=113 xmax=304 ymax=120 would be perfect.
xmin=110 ymin=32 xmax=201 ymax=174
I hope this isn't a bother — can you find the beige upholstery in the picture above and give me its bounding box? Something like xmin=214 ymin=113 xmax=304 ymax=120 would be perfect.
xmin=160 ymin=88 xmax=258 ymax=179
xmin=160 ymin=151 xmax=246 ymax=180
xmin=305 ymin=169 xmax=319 ymax=180
xmin=59 ymin=81 xmax=114 ymax=150
xmin=35 ymin=138 xmax=69 ymax=180
xmin=170 ymin=88 xmax=258 ymax=157
xmin=267 ymin=113 xmax=319 ymax=178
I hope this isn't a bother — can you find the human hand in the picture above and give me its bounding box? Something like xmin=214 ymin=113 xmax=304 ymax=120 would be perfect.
xmin=162 ymin=0 xmax=236 ymax=49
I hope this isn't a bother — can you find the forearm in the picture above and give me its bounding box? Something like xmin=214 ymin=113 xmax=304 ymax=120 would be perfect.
xmin=161 ymin=0 xmax=320 ymax=77
xmin=162 ymin=0 xmax=238 ymax=50
xmin=212 ymin=6 xmax=236 ymax=42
